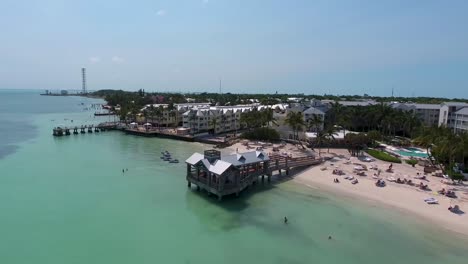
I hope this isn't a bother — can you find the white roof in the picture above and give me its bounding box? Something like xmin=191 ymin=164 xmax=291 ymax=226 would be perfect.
xmin=303 ymin=107 xmax=325 ymax=115
xmin=414 ymin=104 xmax=441 ymax=110
xmin=443 ymin=102 xmax=468 ymax=107
xmin=455 ymin=107 xmax=468 ymax=116
xmin=209 ymin=160 xmax=233 ymax=175
xmin=185 ymin=150 xmax=269 ymax=175
xmin=221 ymin=151 xmax=269 ymax=166
xmin=186 ymin=153 xmax=205 ymax=165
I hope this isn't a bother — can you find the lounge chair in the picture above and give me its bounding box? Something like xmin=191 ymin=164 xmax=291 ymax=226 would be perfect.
xmin=424 ymin=197 xmax=438 ymax=204
xmin=449 ymin=205 xmax=462 ymax=214
xmin=446 ymin=191 xmax=457 ymax=198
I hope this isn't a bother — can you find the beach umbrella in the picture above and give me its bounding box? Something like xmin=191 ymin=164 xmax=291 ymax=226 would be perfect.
xmin=130 ymin=122 xmax=137 ymax=125
xmin=143 ymin=123 xmax=152 ymax=126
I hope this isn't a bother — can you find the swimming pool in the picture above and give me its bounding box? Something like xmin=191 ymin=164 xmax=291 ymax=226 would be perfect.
xmin=396 ymin=148 xmax=429 ymax=158
xmin=406 ymin=147 xmax=422 ymax=152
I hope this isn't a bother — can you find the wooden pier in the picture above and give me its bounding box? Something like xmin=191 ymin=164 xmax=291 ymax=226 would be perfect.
xmin=185 ymin=150 xmax=321 ymax=200
xmin=52 ymin=122 xmax=118 ymax=136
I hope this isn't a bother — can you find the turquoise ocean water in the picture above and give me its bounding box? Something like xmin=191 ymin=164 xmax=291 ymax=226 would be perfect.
xmin=1 ymin=90 xmax=467 ymax=264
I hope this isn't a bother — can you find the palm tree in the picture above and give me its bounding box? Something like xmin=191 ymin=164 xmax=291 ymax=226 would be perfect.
xmin=284 ymin=111 xmax=305 ymax=140
xmin=306 ymin=114 xmax=323 ymax=132
xmin=149 ymin=105 xmax=155 ymax=125
xmin=324 ymin=126 xmax=339 ymax=153
xmin=329 ymin=101 xmax=343 ymax=126
xmin=155 ymin=106 xmax=164 ymax=130
xmin=188 ymin=111 xmax=197 ymax=135
xmin=168 ymin=110 xmax=177 ymax=127
xmin=314 ymin=131 xmax=328 ymax=157
xmin=262 ymin=108 xmax=278 ymax=127
xmin=209 ymin=116 xmax=218 ymax=134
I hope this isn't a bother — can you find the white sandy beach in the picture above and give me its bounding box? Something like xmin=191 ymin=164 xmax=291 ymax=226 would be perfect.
xmin=226 ymin=142 xmax=468 ymax=237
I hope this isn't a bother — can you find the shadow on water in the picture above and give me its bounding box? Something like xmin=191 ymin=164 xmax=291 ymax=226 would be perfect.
xmin=0 ymin=145 xmax=19 ymax=160
xmin=0 ymin=119 xmax=38 ymax=160
xmin=184 ymin=178 xmax=320 ymax=247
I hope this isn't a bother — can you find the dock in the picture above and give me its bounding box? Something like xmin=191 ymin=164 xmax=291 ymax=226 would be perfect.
xmin=185 ymin=150 xmax=321 ymax=200
xmin=52 ymin=122 xmax=118 ymax=136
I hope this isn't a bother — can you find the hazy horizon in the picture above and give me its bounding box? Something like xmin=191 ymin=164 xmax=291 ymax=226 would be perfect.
xmin=1 ymin=0 xmax=468 ymax=98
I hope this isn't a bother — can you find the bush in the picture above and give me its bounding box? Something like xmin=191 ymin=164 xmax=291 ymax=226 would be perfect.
xmin=241 ymin=127 xmax=280 ymax=141
xmin=447 ymin=170 xmax=465 ymax=181
xmin=366 ymin=149 xmax=402 ymax=163
xmin=405 ymin=159 xmax=418 ymax=166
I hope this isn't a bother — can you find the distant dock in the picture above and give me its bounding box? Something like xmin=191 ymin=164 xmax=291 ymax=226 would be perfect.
xmin=40 ymin=89 xmax=95 ymax=97
xmin=52 ymin=122 xmax=119 ymax=136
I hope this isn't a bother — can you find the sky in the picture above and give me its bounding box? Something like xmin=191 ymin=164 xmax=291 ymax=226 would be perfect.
xmin=1 ymin=0 xmax=468 ymax=98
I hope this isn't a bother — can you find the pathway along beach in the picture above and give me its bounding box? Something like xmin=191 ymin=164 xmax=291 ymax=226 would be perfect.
xmin=1 ymin=90 xmax=468 ymax=264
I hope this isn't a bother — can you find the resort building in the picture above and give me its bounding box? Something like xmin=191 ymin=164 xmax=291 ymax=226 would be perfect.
xmin=391 ymin=101 xmax=468 ymax=131
xmin=412 ymin=104 xmax=441 ymax=127
xmin=321 ymin=99 xmax=378 ymax=107
xmin=452 ymin=107 xmax=468 ymax=133
xmin=182 ymin=105 xmax=254 ymax=134
xmin=438 ymin=102 xmax=468 ymax=128
xmin=185 ymin=150 xmax=270 ymax=200
xmin=302 ymin=107 xmax=326 ymax=131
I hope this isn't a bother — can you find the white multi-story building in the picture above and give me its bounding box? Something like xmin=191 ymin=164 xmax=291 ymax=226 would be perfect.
xmin=392 ymin=102 xmax=468 ymax=131
xmin=182 ymin=105 xmax=254 ymax=134
xmin=453 ymin=107 xmax=468 ymax=133
xmin=438 ymin=102 xmax=468 ymax=128
xmin=140 ymin=103 xmax=212 ymax=128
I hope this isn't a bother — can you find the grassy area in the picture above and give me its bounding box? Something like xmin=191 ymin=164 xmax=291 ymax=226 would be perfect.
xmin=405 ymin=159 xmax=418 ymax=166
xmin=366 ymin=149 xmax=402 ymax=163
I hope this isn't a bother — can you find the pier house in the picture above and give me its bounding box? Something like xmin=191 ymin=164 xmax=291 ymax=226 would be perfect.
xmin=186 ymin=150 xmax=270 ymax=200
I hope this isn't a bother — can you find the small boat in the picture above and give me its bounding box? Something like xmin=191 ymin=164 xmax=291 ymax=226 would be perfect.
xmin=169 ymin=159 xmax=179 ymax=163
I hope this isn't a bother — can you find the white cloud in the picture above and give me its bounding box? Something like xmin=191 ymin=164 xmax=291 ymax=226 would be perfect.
xmin=111 ymin=56 xmax=125 ymax=63
xmin=156 ymin=9 xmax=166 ymax=16
xmin=89 ymin=57 xmax=101 ymax=64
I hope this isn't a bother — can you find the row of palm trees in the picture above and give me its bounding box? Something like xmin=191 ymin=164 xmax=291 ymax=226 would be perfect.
xmin=414 ymin=126 xmax=468 ymax=179
xmin=283 ymin=111 xmax=340 ymax=156
xmin=239 ymin=108 xmax=277 ymax=129
xmin=118 ymin=104 xmax=179 ymax=129
xmin=326 ymin=102 xmax=422 ymax=138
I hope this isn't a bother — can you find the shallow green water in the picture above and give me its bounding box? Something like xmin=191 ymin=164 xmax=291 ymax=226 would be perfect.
xmin=1 ymin=91 xmax=467 ymax=263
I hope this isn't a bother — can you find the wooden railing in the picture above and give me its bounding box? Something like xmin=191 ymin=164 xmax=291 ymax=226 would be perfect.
xmin=268 ymin=155 xmax=320 ymax=171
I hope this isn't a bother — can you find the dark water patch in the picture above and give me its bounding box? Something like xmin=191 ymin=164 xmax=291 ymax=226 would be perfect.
xmin=0 ymin=145 xmax=19 ymax=159
xmin=0 ymin=118 xmax=38 ymax=160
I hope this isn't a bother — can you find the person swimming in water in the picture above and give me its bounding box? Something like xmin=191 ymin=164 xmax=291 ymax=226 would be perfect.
xmin=284 ymin=217 xmax=288 ymax=224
